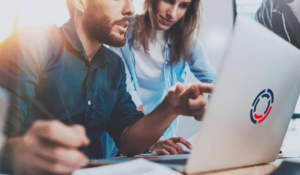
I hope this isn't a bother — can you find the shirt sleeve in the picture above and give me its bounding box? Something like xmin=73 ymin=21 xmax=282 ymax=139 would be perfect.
xmin=0 ymin=29 xmax=45 ymax=137
xmin=188 ymin=41 xmax=217 ymax=84
xmin=105 ymin=61 xmax=144 ymax=147
xmin=109 ymin=47 xmax=143 ymax=107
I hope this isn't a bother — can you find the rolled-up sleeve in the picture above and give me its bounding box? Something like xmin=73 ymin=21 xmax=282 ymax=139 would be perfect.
xmin=105 ymin=62 xmax=144 ymax=147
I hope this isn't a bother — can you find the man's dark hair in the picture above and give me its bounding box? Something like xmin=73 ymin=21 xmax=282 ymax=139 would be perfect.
xmin=66 ymin=0 xmax=75 ymax=19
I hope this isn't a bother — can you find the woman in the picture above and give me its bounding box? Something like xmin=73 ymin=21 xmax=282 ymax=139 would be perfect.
xmin=102 ymin=0 xmax=217 ymax=157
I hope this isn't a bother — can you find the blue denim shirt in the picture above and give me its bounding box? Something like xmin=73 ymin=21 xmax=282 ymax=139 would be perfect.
xmin=111 ymin=24 xmax=217 ymax=137
xmin=102 ymin=22 xmax=217 ymax=158
xmin=0 ymin=20 xmax=143 ymax=159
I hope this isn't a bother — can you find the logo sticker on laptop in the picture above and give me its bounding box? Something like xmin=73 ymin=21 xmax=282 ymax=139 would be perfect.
xmin=250 ymin=89 xmax=274 ymax=124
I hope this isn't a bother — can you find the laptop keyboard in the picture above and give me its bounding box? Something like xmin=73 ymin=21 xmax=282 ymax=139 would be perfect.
xmin=153 ymin=159 xmax=187 ymax=165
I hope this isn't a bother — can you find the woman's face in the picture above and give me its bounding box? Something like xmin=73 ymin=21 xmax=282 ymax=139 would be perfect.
xmin=154 ymin=0 xmax=192 ymax=30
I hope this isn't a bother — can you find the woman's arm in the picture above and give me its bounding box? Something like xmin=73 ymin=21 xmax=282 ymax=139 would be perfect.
xmin=188 ymin=41 xmax=217 ymax=83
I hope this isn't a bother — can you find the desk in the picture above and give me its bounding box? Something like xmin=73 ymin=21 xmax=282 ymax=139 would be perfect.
xmin=190 ymin=158 xmax=300 ymax=175
xmin=185 ymin=120 xmax=300 ymax=174
xmin=83 ymin=123 xmax=300 ymax=174
xmin=87 ymin=157 xmax=300 ymax=175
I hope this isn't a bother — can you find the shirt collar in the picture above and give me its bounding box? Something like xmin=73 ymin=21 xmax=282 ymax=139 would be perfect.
xmin=61 ymin=20 xmax=84 ymax=52
xmin=61 ymin=20 xmax=109 ymax=64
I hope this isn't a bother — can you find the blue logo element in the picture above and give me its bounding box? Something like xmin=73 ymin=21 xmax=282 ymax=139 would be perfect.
xmin=250 ymin=89 xmax=274 ymax=124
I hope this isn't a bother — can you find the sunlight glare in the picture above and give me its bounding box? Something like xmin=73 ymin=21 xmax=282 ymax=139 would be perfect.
xmin=17 ymin=0 xmax=69 ymax=28
xmin=0 ymin=0 xmax=17 ymax=42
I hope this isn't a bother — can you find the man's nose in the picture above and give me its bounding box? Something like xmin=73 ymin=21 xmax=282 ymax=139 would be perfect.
xmin=123 ymin=0 xmax=135 ymax=16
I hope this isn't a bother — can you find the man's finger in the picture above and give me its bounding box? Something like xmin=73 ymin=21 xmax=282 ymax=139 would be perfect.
xmin=71 ymin=125 xmax=90 ymax=146
xmin=190 ymin=83 xmax=214 ymax=94
xmin=171 ymin=137 xmax=192 ymax=150
xmin=175 ymin=83 xmax=185 ymax=94
xmin=168 ymin=83 xmax=190 ymax=108
xmin=34 ymin=145 xmax=89 ymax=169
xmin=191 ymin=108 xmax=205 ymax=117
xmin=190 ymin=84 xmax=200 ymax=98
xmin=191 ymin=108 xmax=206 ymax=121
xmin=188 ymin=95 xmax=207 ymax=110
xmin=28 ymin=152 xmax=79 ymax=175
xmin=31 ymin=121 xmax=88 ymax=148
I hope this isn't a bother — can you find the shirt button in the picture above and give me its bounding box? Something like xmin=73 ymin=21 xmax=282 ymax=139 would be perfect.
xmin=88 ymin=101 xmax=92 ymax=105
xmin=166 ymin=78 xmax=170 ymax=82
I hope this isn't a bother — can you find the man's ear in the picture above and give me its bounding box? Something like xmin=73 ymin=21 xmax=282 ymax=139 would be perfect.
xmin=71 ymin=0 xmax=87 ymax=14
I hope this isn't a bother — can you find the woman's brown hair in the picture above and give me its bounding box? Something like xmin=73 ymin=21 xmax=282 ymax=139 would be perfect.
xmin=132 ymin=0 xmax=201 ymax=63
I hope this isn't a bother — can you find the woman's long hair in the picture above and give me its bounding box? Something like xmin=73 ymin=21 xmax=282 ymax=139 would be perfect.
xmin=132 ymin=0 xmax=201 ymax=63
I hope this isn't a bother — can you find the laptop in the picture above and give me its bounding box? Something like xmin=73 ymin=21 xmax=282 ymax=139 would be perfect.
xmin=90 ymin=15 xmax=300 ymax=174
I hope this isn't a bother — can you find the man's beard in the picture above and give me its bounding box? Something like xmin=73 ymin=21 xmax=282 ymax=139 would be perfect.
xmin=83 ymin=7 xmax=129 ymax=47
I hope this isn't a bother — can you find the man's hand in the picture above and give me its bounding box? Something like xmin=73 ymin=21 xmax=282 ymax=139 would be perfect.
xmin=6 ymin=120 xmax=90 ymax=175
xmin=149 ymin=137 xmax=192 ymax=155
xmin=118 ymin=83 xmax=213 ymax=156
xmin=167 ymin=83 xmax=214 ymax=121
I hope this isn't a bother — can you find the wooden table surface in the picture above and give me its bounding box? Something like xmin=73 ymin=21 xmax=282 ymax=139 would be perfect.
xmin=189 ymin=158 xmax=300 ymax=175
xmin=83 ymin=157 xmax=300 ymax=175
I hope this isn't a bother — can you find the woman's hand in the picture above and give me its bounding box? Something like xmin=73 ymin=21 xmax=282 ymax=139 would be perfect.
xmin=149 ymin=137 xmax=192 ymax=155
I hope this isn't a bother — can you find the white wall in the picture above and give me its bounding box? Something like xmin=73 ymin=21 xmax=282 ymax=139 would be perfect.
xmin=176 ymin=0 xmax=234 ymax=139
xmin=0 ymin=0 xmax=17 ymax=43
xmin=133 ymin=0 xmax=144 ymax=14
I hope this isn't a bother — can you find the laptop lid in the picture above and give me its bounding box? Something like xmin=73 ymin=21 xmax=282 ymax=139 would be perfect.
xmin=186 ymin=16 xmax=300 ymax=174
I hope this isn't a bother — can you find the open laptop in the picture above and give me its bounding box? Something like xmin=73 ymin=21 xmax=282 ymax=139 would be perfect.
xmin=91 ymin=15 xmax=300 ymax=174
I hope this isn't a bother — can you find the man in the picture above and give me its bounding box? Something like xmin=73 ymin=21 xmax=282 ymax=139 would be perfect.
xmin=256 ymin=0 xmax=300 ymax=49
xmin=0 ymin=0 xmax=212 ymax=174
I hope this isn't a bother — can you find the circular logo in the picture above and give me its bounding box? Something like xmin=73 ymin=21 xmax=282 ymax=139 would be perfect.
xmin=250 ymin=89 xmax=274 ymax=124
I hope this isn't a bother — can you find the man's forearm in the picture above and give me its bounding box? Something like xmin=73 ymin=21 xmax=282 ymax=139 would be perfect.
xmin=119 ymin=98 xmax=178 ymax=156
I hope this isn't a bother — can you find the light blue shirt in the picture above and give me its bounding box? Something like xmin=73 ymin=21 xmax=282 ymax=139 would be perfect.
xmin=101 ymin=23 xmax=217 ymax=158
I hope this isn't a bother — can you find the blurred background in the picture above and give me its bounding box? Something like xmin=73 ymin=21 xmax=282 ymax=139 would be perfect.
xmin=0 ymin=0 xmax=299 ymax=155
